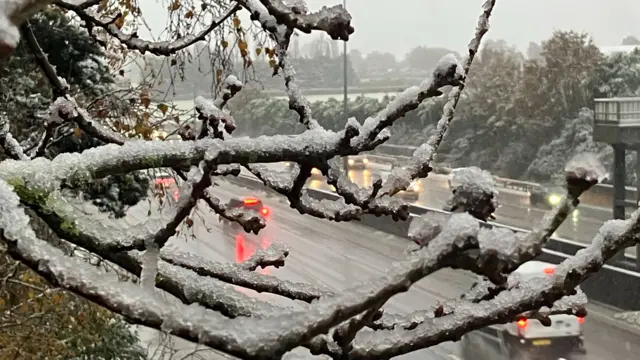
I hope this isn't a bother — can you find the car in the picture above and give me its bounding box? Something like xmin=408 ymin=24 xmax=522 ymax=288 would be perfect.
xmin=396 ymin=180 xmax=420 ymax=201
xmin=219 ymin=196 xmax=270 ymax=228
xmin=459 ymin=260 xmax=587 ymax=360
xmin=152 ymin=170 xmax=179 ymax=202
xmin=529 ymin=185 xmax=566 ymax=209
xmin=347 ymin=155 xmax=369 ymax=170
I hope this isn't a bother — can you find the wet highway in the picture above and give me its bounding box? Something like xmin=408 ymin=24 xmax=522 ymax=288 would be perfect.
xmin=268 ymin=162 xmax=637 ymax=258
xmin=97 ymin=178 xmax=640 ymax=359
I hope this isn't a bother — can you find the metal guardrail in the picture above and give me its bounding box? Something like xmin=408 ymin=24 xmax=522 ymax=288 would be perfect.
xmin=227 ymin=173 xmax=640 ymax=310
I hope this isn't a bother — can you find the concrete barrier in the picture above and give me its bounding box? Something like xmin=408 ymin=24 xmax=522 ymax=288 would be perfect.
xmin=225 ymin=173 xmax=640 ymax=310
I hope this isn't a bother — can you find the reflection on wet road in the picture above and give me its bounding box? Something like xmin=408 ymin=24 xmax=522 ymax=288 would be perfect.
xmin=161 ymin=179 xmax=640 ymax=359
xmin=84 ymin=171 xmax=640 ymax=359
xmin=276 ymin=163 xmax=635 ymax=257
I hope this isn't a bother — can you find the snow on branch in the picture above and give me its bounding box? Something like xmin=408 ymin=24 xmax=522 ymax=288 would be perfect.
xmin=21 ymin=22 xmax=267 ymax=234
xmin=6 ymin=0 xmax=639 ymax=359
xmin=0 ymin=114 xmax=28 ymax=160
xmin=379 ymin=0 xmax=496 ymax=196
xmin=55 ymin=0 xmax=242 ymax=56
xmin=0 ymin=0 xmax=54 ymax=57
xmin=17 ymin=192 xmax=289 ymax=318
xmin=247 ymin=0 xmax=354 ymax=41
xmin=346 ymin=214 xmax=639 ymax=359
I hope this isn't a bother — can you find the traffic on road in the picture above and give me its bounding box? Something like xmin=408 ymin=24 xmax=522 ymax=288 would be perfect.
xmin=199 ymin=180 xmax=640 ymax=359
xmin=266 ymin=160 xmax=637 ymax=258
xmin=135 ymin=163 xmax=640 ymax=359
xmin=114 ymin=174 xmax=640 ymax=360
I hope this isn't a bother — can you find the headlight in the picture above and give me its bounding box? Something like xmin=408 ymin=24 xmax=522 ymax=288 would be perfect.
xmin=547 ymin=194 xmax=561 ymax=205
xmin=409 ymin=182 xmax=420 ymax=191
xmin=362 ymin=158 xmax=369 ymax=164
xmin=348 ymin=159 xmax=355 ymax=165
xmin=311 ymin=168 xmax=321 ymax=175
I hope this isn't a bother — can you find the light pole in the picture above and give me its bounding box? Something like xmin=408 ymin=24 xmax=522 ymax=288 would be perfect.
xmin=341 ymin=0 xmax=350 ymax=173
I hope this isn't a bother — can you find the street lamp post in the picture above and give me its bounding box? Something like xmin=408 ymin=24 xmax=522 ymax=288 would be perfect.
xmin=341 ymin=0 xmax=350 ymax=174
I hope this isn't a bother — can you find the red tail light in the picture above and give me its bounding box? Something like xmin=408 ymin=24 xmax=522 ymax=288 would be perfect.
xmin=517 ymin=318 xmax=528 ymax=328
xmin=543 ymin=267 xmax=555 ymax=275
xmin=235 ymin=234 xmax=245 ymax=263
xmin=577 ymin=316 xmax=585 ymax=324
xmin=154 ymin=178 xmax=175 ymax=186
xmin=260 ymin=207 xmax=269 ymax=216
xmin=244 ymin=197 xmax=259 ymax=205
xmin=173 ymin=189 xmax=179 ymax=201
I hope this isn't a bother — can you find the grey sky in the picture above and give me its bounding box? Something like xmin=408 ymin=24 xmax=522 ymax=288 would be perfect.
xmin=139 ymin=0 xmax=640 ymax=58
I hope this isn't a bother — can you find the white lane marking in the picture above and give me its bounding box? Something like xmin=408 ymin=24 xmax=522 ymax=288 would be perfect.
xmin=447 ymin=355 xmax=461 ymax=360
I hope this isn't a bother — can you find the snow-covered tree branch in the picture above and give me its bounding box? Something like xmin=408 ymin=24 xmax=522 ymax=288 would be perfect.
xmin=0 ymin=0 xmax=636 ymax=358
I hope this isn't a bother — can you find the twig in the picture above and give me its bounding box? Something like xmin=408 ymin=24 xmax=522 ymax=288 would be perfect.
xmin=55 ymin=1 xmax=241 ymax=56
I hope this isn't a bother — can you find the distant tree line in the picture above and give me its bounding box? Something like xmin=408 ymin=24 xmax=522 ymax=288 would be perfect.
xmin=229 ymin=31 xmax=640 ymax=186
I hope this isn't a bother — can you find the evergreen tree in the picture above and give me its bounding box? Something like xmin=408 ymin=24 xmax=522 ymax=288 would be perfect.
xmin=0 ymin=9 xmax=150 ymax=218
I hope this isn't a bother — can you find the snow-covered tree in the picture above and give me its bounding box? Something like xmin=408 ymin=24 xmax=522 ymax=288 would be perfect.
xmin=0 ymin=1 xmax=637 ymax=359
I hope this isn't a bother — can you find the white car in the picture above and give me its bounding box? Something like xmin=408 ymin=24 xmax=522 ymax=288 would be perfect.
xmin=459 ymin=260 xmax=587 ymax=360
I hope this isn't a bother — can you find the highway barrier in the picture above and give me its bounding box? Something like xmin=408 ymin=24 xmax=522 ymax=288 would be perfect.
xmin=365 ymin=144 xmax=639 ymax=210
xmin=226 ymin=173 xmax=640 ymax=311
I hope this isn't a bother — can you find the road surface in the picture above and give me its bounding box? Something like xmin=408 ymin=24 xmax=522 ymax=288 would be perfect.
xmin=268 ymin=162 xmax=638 ymax=258
xmin=94 ymin=178 xmax=640 ymax=359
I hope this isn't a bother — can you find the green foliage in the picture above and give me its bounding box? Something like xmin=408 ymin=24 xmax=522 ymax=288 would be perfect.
xmin=0 ymin=10 xmax=149 ymax=219
xmin=232 ymin=30 xmax=640 ymax=186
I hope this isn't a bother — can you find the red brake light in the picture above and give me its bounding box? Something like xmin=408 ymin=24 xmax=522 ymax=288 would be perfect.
xmin=260 ymin=207 xmax=269 ymax=216
xmin=155 ymin=178 xmax=175 ymax=185
xmin=577 ymin=316 xmax=585 ymax=324
xmin=517 ymin=318 xmax=527 ymax=328
xmin=543 ymin=267 xmax=555 ymax=275
xmin=244 ymin=197 xmax=259 ymax=205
